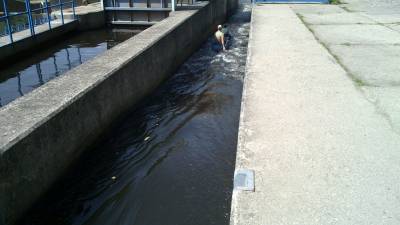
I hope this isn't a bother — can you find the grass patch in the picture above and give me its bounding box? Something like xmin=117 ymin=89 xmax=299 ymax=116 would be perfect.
xmin=330 ymin=0 xmax=341 ymax=4
xmin=353 ymin=77 xmax=365 ymax=86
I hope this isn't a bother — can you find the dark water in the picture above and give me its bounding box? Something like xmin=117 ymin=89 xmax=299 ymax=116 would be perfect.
xmin=20 ymin=2 xmax=251 ymax=225
xmin=0 ymin=28 xmax=140 ymax=107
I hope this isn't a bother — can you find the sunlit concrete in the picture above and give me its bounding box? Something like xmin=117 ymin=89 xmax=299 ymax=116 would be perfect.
xmin=308 ymin=24 xmax=400 ymax=45
xmin=292 ymin=0 xmax=400 ymax=135
xmin=231 ymin=3 xmax=400 ymax=225
xmin=328 ymin=45 xmax=400 ymax=86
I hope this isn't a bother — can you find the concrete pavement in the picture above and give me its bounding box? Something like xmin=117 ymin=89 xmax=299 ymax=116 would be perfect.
xmin=230 ymin=3 xmax=400 ymax=225
xmin=292 ymin=0 xmax=400 ymax=135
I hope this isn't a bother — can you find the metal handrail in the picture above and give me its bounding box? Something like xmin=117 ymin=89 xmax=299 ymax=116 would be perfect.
xmin=0 ymin=1 xmax=75 ymax=19
xmin=0 ymin=0 xmax=76 ymax=44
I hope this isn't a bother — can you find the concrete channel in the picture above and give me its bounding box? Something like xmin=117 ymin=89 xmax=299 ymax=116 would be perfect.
xmin=0 ymin=0 xmax=238 ymax=224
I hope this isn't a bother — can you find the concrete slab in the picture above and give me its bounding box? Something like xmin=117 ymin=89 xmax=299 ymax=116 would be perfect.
xmin=388 ymin=24 xmax=400 ymax=33
xmin=296 ymin=1 xmax=400 ymax=151
xmin=360 ymin=13 xmax=400 ymax=24
xmin=299 ymin=12 xmax=373 ymax=25
xmin=230 ymin=4 xmax=400 ymax=225
xmin=341 ymin=0 xmax=400 ymax=15
xmin=328 ymin=45 xmax=400 ymax=87
xmin=309 ymin=24 xmax=400 ymax=45
xmin=290 ymin=4 xmax=346 ymax=14
xmin=362 ymin=86 xmax=400 ymax=134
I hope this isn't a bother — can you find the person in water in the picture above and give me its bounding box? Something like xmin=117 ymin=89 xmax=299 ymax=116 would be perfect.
xmin=215 ymin=25 xmax=226 ymax=51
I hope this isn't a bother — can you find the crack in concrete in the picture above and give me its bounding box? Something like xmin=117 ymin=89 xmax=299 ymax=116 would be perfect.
xmin=360 ymin=88 xmax=400 ymax=134
xmin=305 ymin=22 xmax=377 ymax=25
xmin=355 ymin=12 xmax=400 ymax=34
xmin=340 ymin=5 xmax=358 ymax=12
xmin=296 ymin=12 xmax=370 ymax=86
xmin=295 ymin=11 xmax=400 ymax=136
xmin=330 ymin=43 xmax=400 ymax=46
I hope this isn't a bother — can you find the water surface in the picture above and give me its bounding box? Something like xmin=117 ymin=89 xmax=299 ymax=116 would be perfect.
xmin=21 ymin=2 xmax=251 ymax=225
xmin=0 ymin=28 xmax=140 ymax=107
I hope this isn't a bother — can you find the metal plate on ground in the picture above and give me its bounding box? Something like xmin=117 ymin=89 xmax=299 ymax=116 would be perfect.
xmin=234 ymin=169 xmax=255 ymax=191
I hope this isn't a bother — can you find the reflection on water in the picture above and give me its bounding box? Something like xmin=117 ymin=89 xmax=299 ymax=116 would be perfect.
xmin=20 ymin=1 xmax=251 ymax=225
xmin=0 ymin=28 xmax=140 ymax=107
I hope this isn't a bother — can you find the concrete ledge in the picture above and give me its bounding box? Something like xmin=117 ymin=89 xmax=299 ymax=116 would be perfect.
xmin=0 ymin=1 xmax=233 ymax=224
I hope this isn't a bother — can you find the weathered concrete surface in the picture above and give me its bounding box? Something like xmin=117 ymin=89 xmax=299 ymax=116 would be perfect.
xmin=388 ymin=24 xmax=400 ymax=32
xmin=69 ymin=2 xmax=105 ymax=30
xmin=230 ymin=4 xmax=400 ymax=225
xmin=292 ymin=0 xmax=400 ymax=143
xmin=340 ymin=0 xmax=400 ymax=15
xmin=0 ymin=1 xmax=235 ymax=224
xmin=299 ymin=12 xmax=373 ymax=24
xmin=308 ymin=24 xmax=400 ymax=45
xmin=327 ymin=45 xmax=400 ymax=86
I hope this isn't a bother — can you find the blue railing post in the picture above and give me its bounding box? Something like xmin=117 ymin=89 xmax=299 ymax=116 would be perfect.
xmin=2 ymin=0 xmax=13 ymax=43
xmin=58 ymin=0 xmax=65 ymax=24
xmin=44 ymin=0 xmax=52 ymax=29
xmin=1 ymin=0 xmax=76 ymax=46
xmin=25 ymin=0 xmax=36 ymax=36
xmin=72 ymin=0 xmax=76 ymax=20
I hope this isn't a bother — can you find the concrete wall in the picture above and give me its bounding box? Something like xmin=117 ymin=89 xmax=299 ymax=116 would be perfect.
xmin=76 ymin=10 xmax=106 ymax=31
xmin=227 ymin=0 xmax=239 ymax=16
xmin=0 ymin=1 xmax=236 ymax=225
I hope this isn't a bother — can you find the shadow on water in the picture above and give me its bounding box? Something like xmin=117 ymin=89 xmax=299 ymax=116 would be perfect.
xmin=20 ymin=1 xmax=251 ymax=225
xmin=0 ymin=28 xmax=140 ymax=107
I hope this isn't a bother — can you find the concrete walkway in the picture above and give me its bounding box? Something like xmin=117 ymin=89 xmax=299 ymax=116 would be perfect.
xmin=292 ymin=0 xmax=400 ymax=135
xmin=230 ymin=4 xmax=400 ymax=225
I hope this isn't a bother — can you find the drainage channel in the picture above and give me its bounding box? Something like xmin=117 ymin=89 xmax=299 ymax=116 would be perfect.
xmin=0 ymin=27 xmax=141 ymax=107
xmin=19 ymin=2 xmax=251 ymax=225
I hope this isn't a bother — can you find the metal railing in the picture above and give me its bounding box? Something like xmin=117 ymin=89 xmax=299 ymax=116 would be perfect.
xmin=0 ymin=0 xmax=76 ymax=44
